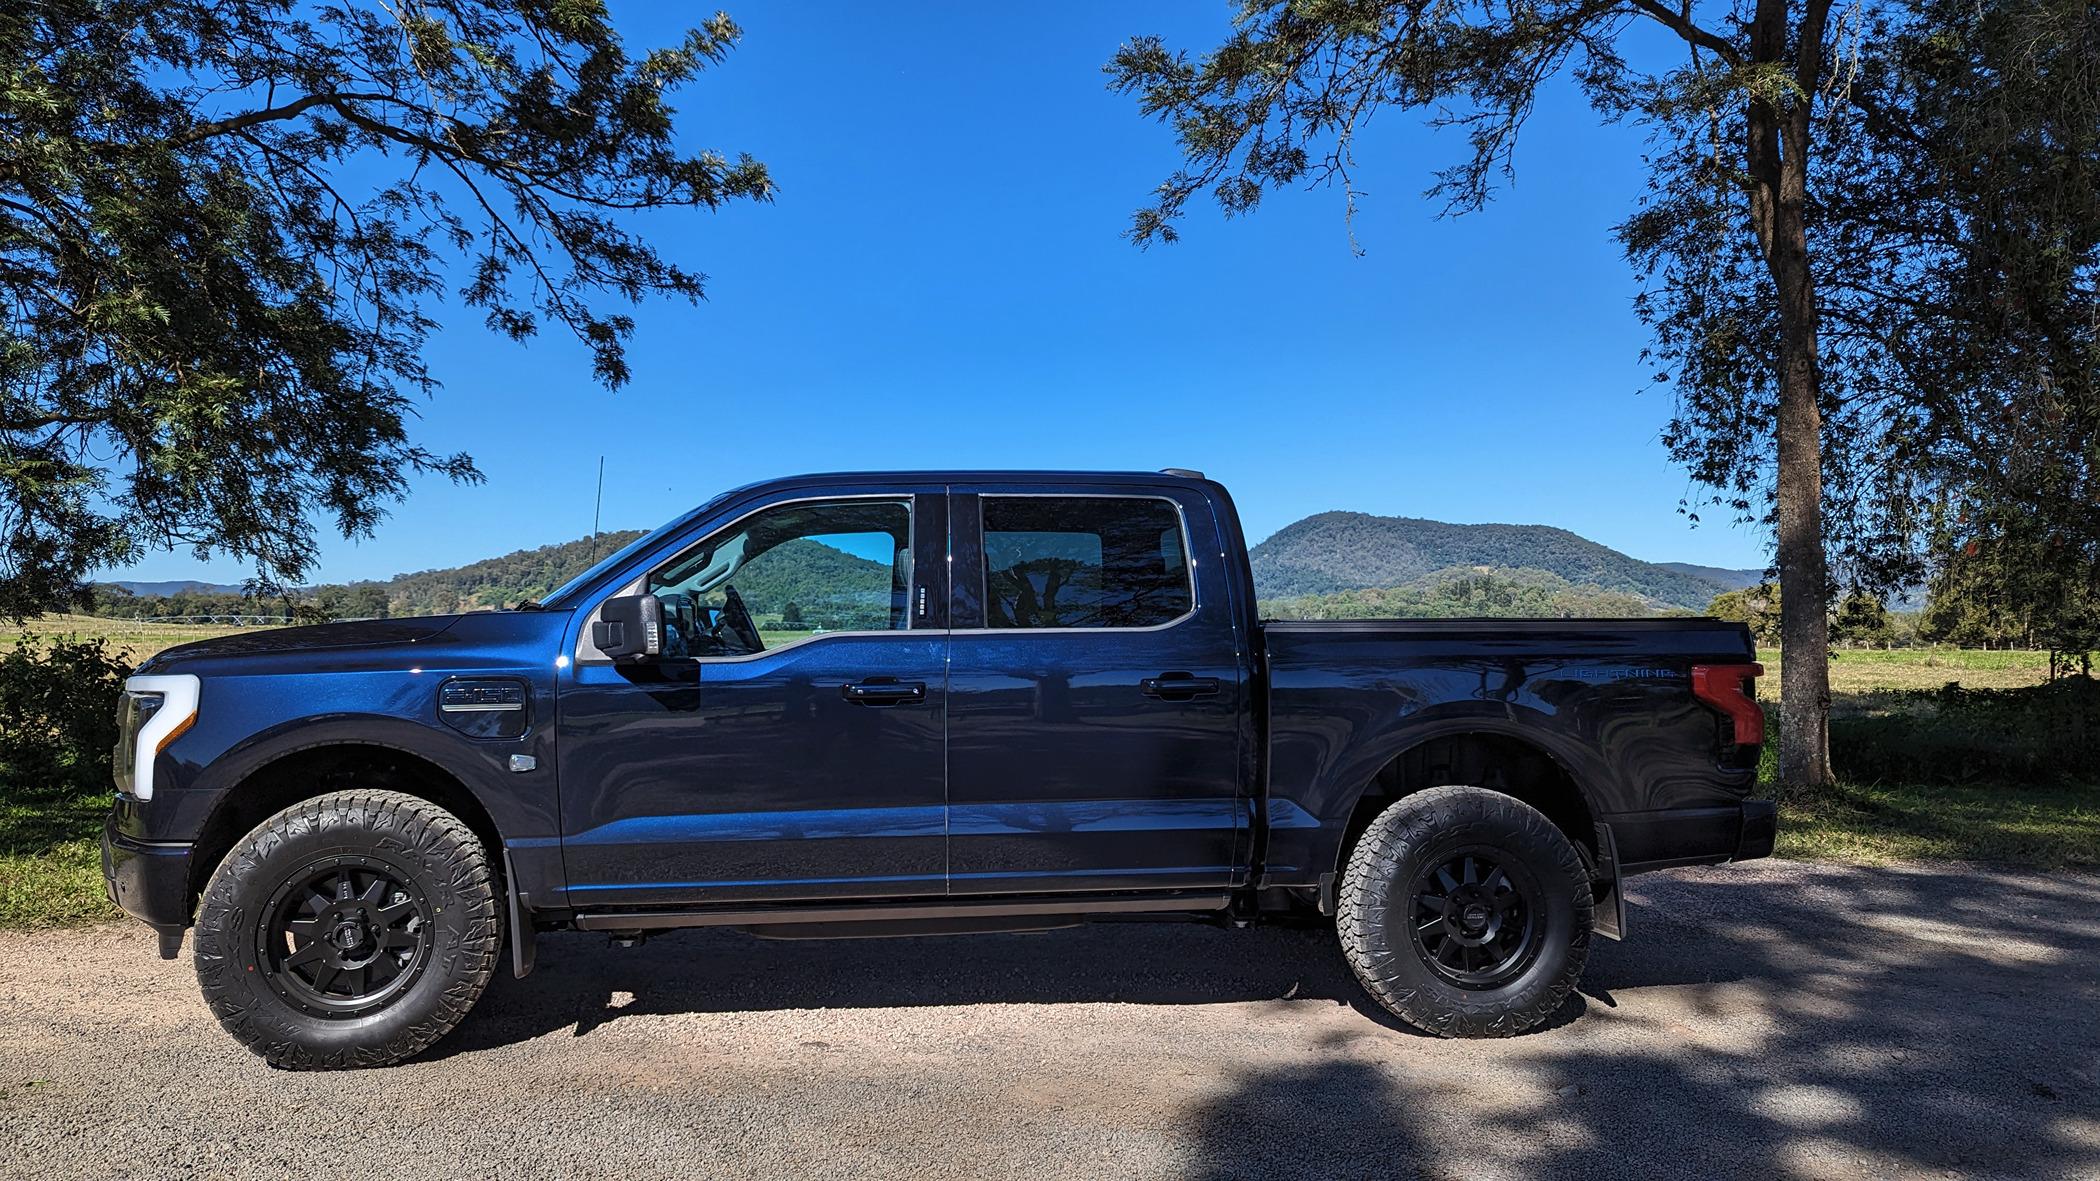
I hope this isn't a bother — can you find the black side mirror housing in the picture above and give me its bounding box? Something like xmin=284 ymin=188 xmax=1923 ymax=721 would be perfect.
xmin=592 ymin=594 xmax=663 ymax=662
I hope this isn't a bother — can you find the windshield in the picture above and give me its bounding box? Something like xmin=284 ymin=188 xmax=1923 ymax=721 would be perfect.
xmin=540 ymin=496 xmax=730 ymax=610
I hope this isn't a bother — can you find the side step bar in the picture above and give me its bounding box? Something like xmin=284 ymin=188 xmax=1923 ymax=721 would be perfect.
xmin=571 ymin=892 xmax=1230 ymax=934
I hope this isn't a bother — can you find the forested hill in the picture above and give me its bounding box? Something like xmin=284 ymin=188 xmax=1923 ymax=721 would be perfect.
xmin=384 ymin=530 xmax=649 ymax=615
xmin=1655 ymin=561 xmax=1764 ymax=591
xmin=1249 ymin=511 xmax=1733 ymax=611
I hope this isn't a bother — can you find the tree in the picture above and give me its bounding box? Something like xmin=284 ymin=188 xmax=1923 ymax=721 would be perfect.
xmin=344 ymin=583 xmax=391 ymax=620
xmin=780 ymin=600 xmax=804 ymax=626
xmin=1708 ymin=584 xmax=1782 ymax=646
xmin=2 ymin=1 xmax=772 ymax=618
xmin=1109 ymin=0 xmax=2099 ymax=787
xmin=1830 ymin=593 xmax=1892 ymax=648
xmin=1924 ymin=500 xmax=2100 ymax=671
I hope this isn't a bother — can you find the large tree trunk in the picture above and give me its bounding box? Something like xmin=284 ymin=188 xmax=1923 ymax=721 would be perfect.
xmin=1773 ymin=268 xmax=1833 ymax=787
xmin=1750 ymin=0 xmax=1836 ymax=789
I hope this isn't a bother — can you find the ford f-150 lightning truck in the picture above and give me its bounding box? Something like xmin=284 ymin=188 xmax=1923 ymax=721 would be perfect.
xmin=104 ymin=469 xmax=1773 ymax=1068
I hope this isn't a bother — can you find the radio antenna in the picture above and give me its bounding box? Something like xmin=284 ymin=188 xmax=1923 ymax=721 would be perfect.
xmin=590 ymin=456 xmax=605 ymax=560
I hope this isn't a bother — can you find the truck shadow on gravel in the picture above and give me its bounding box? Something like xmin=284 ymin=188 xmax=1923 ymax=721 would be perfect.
xmin=438 ymin=915 xmax=1421 ymax=1051
xmin=439 ymin=863 xmax=2099 ymax=1180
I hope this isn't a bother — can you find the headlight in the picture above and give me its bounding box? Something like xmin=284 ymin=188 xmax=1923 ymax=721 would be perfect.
xmin=113 ymin=675 xmax=201 ymax=801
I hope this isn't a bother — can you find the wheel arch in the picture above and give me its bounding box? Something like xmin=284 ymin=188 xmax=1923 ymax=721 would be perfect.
xmin=186 ymin=741 xmax=504 ymax=909
xmin=1329 ymin=729 xmax=1603 ymax=884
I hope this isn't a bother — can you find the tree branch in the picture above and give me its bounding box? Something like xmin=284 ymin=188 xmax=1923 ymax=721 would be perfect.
xmin=1626 ymin=0 xmax=1741 ymax=65
xmin=164 ymin=92 xmax=390 ymax=148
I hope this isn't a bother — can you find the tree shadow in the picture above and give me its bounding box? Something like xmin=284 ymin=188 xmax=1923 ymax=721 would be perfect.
xmin=1180 ymin=862 xmax=2100 ymax=1179
xmin=430 ymin=862 xmax=2100 ymax=1179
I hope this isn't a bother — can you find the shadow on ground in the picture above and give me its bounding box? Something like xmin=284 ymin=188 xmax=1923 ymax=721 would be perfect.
xmin=442 ymin=862 xmax=2099 ymax=1179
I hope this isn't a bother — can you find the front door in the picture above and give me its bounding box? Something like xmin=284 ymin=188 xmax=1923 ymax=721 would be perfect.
xmin=943 ymin=485 xmax=1248 ymax=895
xmin=556 ymin=489 xmax=950 ymax=907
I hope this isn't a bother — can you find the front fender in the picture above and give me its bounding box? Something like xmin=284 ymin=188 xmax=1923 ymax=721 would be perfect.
xmin=119 ymin=668 xmax=560 ymax=851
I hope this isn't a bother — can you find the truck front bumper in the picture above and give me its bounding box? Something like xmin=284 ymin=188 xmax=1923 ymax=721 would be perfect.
xmin=101 ymin=817 xmax=193 ymax=958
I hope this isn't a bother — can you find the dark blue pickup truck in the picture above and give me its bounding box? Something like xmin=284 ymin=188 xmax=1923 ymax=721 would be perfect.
xmin=104 ymin=469 xmax=1773 ymax=1068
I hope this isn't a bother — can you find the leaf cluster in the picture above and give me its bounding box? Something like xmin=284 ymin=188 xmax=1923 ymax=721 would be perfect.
xmin=1 ymin=1 xmax=771 ymax=616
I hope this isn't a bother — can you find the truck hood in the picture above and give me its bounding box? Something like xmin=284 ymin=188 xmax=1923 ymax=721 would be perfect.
xmin=139 ymin=615 xmax=465 ymax=671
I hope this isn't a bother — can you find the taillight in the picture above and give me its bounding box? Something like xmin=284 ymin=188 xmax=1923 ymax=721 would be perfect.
xmin=1691 ymin=663 xmax=1765 ymax=746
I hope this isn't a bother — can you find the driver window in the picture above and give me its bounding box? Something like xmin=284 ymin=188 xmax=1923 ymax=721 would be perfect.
xmin=647 ymin=498 xmax=913 ymax=658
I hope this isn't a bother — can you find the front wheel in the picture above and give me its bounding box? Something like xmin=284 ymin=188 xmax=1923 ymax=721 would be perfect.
xmin=1337 ymin=786 xmax=1592 ymax=1037
xmin=192 ymin=789 xmax=502 ymax=1069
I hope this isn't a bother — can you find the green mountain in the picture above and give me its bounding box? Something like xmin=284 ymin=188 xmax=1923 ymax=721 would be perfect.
xmin=1259 ymin=565 xmax=1674 ymax=620
xmin=1249 ymin=511 xmax=1732 ymax=611
xmin=387 ymin=530 xmax=650 ymax=615
xmin=714 ymin=538 xmax=893 ymax=627
xmin=388 ymin=533 xmax=891 ymax=620
xmin=1656 ymin=561 xmax=1765 ymax=592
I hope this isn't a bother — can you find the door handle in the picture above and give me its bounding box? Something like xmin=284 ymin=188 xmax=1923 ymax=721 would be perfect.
xmin=1141 ymin=674 xmax=1222 ymax=700
xmin=840 ymin=679 xmax=928 ymax=706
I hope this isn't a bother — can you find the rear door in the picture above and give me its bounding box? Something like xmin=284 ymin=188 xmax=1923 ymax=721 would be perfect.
xmin=943 ymin=482 xmax=1249 ymax=895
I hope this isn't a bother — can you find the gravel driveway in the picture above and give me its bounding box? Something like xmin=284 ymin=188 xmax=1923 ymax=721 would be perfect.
xmin=2 ymin=859 xmax=2096 ymax=1180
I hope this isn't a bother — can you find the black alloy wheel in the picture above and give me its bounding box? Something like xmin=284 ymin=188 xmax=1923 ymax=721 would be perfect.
xmin=194 ymin=789 xmax=502 ymax=1069
xmin=1406 ymin=848 xmax=1545 ymax=989
xmin=258 ymin=857 xmax=433 ymax=1017
xmin=1336 ymin=785 xmax=1593 ymax=1038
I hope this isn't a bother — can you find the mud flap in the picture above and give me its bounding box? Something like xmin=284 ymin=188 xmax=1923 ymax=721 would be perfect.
xmin=503 ymin=847 xmax=537 ymax=978
xmin=1593 ymin=823 xmax=1626 ymax=941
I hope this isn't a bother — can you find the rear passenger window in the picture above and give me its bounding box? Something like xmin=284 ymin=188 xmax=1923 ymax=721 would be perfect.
xmin=981 ymin=497 xmax=1193 ymax=629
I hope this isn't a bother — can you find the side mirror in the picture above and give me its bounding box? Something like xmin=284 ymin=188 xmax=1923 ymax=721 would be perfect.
xmin=592 ymin=594 xmax=663 ymax=662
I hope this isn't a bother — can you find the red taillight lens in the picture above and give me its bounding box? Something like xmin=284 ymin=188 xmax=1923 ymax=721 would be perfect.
xmin=1692 ymin=663 xmax=1765 ymax=746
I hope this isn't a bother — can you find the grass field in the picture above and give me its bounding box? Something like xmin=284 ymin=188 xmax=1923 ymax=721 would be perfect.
xmin=1765 ymin=645 xmax=2056 ymax=709
xmin=1 ymin=628 xmax=2092 ymax=929
xmin=1756 ymin=646 xmax=2094 ymax=868
xmin=20 ymin=613 xmax=265 ymax=662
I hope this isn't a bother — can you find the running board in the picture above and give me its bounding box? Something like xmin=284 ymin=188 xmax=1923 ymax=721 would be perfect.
xmin=571 ymin=892 xmax=1231 ymax=934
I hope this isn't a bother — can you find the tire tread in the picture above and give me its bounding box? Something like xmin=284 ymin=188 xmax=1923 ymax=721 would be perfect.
xmin=1336 ymin=785 xmax=1592 ymax=1038
xmin=192 ymin=789 xmax=501 ymax=1070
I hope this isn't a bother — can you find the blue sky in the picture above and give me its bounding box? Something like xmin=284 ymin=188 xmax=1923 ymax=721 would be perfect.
xmin=123 ymin=3 xmax=1766 ymax=586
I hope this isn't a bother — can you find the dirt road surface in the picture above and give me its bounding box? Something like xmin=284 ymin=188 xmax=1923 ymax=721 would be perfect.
xmin=2 ymin=860 xmax=2096 ymax=1180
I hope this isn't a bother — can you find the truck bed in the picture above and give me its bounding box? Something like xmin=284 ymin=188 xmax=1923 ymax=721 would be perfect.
xmin=1259 ymin=615 xmax=1762 ymax=885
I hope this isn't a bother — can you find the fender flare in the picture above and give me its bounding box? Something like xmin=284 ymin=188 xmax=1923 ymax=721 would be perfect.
xmin=1312 ymin=711 xmax=1614 ymax=877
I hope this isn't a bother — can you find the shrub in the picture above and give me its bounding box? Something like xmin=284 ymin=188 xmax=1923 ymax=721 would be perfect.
xmin=1832 ymin=677 xmax=2100 ymax=786
xmin=0 ymin=634 xmax=133 ymax=805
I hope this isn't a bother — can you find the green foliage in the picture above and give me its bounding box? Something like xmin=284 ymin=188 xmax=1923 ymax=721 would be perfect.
xmin=715 ymin=540 xmax=891 ymax=628
xmin=0 ymin=2 xmax=772 ymax=617
xmin=1830 ymin=593 xmax=1895 ymax=647
xmin=1262 ymin=566 xmax=1660 ymax=620
xmin=1250 ymin=511 xmax=1727 ymax=609
xmin=1708 ymin=584 xmax=1782 ymax=644
xmin=1922 ymin=504 xmax=2100 ymax=661
xmin=0 ymin=633 xmax=131 ymax=803
xmin=0 ymin=635 xmax=132 ymax=928
xmin=1631 ymin=0 xmax=2100 ymax=598
xmin=1831 ymin=680 xmax=2100 ymax=787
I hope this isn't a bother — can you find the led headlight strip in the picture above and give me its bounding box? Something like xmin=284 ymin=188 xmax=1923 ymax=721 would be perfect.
xmin=125 ymin=674 xmax=200 ymax=802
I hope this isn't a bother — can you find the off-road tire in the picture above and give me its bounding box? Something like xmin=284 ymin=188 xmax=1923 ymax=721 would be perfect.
xmin=193 ymin=789 xmax=502 ymax=1069
xmin=1337 ymin=785 xmax=1592 ymax=1037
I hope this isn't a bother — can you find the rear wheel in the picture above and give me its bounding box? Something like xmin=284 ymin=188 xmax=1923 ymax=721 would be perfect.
xmin=1337 ymin=786 xmax=1591 ymax=1037
xmin=193 ymin=789 xmax=501 ymax=1069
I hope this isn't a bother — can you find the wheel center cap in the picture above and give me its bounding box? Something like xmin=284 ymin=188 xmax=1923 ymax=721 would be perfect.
xmin=332 ymin=921 xmax=367 ymax=951
xmin=1461 ymin=904 xmax=1490 ymax=930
